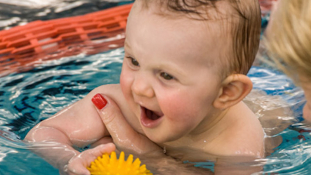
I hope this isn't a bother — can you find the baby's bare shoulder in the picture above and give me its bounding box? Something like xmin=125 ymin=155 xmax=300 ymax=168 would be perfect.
xmin=227 ymin=102 xmax=265 ymax=157
xmin=206 ymin=102 xmax=265 ymax=157
xmin=89 ymin=84 xmax=122 ymax=97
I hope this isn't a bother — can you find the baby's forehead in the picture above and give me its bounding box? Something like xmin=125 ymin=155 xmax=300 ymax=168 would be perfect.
xmin=129 ymin=0 xmax=234 ymax=73
xmin=136 ymin=0 xmax=237 ymax=40
xmin=129 ymin=5 xmax=230 ymax=50
xmin=136 ymin=1 xmax=233 ymax=32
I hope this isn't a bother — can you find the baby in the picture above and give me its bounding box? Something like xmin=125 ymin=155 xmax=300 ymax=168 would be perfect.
xmin=25 ymin=0 xmax=264 ymax=174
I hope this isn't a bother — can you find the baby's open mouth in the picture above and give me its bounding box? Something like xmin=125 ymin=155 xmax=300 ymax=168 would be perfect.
xmin=140 ymin=106 xmax=164 ymax=128
xmin=144 ymin=107 xmax=162 ymax=120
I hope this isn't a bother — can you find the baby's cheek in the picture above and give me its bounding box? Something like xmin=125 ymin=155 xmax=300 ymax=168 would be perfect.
xmin=120 ymin=75 xmax=127 ymax=94
xmin=120 ymin=70 xmax=133 ymax=100
xmin=161 ymin=94 xmax=198 ymax=122
xmin=119 ymin=73 xmax=127 ymax=89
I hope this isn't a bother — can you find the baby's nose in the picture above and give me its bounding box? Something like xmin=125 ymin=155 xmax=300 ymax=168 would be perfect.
xmin=131 ymin=76 xmax=155 ymax=98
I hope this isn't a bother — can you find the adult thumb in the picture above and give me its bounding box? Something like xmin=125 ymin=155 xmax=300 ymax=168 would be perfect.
xmin=91 ymin=93 xmax=146 ymax=153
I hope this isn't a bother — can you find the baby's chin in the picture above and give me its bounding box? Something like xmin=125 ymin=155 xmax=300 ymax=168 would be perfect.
xmin=142 ymin=126 xmax=187 ymax=144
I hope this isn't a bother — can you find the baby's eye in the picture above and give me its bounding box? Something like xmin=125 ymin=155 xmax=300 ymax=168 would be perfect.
xmin=131 ymin=57 xmax=139 ymax=66
xmin=160 ymin=72 xmax=174 ymax=80
xmin=126 ymin=56 xmax=139 ymax=66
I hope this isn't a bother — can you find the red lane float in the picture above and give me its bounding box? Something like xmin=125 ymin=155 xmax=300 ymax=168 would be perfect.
xmin=259 ymin=0 xmax=278 ymax=16
xmin=0 ymin=4 xmax=132 ymax=76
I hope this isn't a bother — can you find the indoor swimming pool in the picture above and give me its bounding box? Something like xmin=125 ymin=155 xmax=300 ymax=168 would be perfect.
xmin=1 ymin=0 xmax=311 ymax=174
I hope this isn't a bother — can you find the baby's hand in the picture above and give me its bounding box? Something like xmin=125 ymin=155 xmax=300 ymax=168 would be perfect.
xmin=92 ymin=94 xmax=163 ymax=157
xmin=62 ymin=143 xmax=115 ymax=175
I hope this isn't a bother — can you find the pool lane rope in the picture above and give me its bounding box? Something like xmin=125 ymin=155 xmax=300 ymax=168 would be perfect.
xmin=0 ymin=4 xmax=132 ymax=76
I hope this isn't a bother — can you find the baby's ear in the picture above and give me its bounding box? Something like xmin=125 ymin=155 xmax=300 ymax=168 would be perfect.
xmin=213 ymin=74 xmax=252 ymax=109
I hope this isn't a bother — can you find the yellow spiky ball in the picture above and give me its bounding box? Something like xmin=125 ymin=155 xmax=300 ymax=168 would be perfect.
xmin=87 ymin=151 xmax=153 ymax=175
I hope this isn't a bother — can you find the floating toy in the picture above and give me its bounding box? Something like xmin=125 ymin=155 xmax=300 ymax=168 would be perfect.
xmin=88 ymin=151 xmax=153 ymax=175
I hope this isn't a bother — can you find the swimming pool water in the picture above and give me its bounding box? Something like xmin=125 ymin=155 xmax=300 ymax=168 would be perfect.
xmin=1 ymin=0 xmax=311 ymax=174
xmin=0 ymin=47 xmax=310 ymax=174
xmin=0 ymin=49 xmax=123 ymax=174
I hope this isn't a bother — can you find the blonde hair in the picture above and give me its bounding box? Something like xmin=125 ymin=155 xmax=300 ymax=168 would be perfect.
xmin=265 ymin=0 xmax=311 ymax=83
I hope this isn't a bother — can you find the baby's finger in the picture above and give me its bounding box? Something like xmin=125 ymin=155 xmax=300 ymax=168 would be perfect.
xmin=83 ymin=143 xmax=116 ymax=164
xmin=66 ymin=143 xmax=115 ymax=175
xmin=89 ymin=143 xmax=116 ymax=160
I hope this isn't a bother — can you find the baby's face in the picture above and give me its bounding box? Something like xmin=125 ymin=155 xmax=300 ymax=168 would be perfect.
xmin=120 ymin=0 xmax=227 ymax=143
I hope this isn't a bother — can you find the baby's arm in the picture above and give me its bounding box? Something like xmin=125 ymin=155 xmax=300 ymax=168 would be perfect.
xmin=24 ymin=84 xmax=121 ymax=173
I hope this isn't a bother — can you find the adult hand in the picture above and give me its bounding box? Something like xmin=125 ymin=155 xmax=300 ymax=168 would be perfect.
xmin=63 ymin=143 xmax=115 ymax=175
xmin=91 ymin=93 xmax=163 ymax=157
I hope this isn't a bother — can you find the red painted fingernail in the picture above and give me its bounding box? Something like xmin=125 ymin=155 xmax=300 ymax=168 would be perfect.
xmin=92 ymin=93 xmax=107 ymax=110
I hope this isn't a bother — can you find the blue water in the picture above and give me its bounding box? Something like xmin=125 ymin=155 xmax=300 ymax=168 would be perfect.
xmin=0 ymin=48 xmax=310 ymax=175
xmin=1 ymin=1 xmax=311 ymax=175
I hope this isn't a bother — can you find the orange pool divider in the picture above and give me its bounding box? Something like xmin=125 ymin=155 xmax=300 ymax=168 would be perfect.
xmin=0 ymin=4 xmax=132 ymax=76
xmin=259 ymin=0 xmax=278 ymax=16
